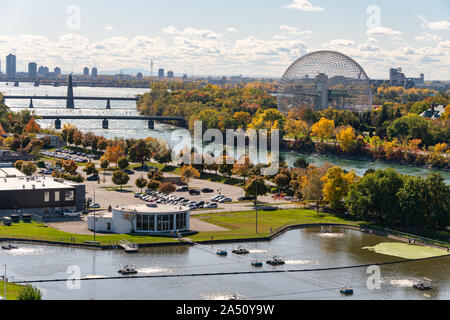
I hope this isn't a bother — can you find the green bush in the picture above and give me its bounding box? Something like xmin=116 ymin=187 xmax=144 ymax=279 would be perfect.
xmin=18 ymin=284 xmax=42 ymax=300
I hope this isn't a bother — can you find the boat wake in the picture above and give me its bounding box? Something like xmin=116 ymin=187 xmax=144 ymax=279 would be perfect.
xmin=285 ymin=259 xmax=316 ymax=265
xmin=201 ymin=292 xmax=246 ymax=300
xmin=84 ymin=275 xmax=109 ymax=279
xmin=248 ymin=249 xmax=268 ymax=253
xmin=317 ymin=233 xmax=345 ymax=239
xmin=386 ymin=278 xmax=418 ymax=287
xmin=136 ymin=267 xmax=174 ymax=274
xmin=2 ymin=247 xmax=46 ymax=256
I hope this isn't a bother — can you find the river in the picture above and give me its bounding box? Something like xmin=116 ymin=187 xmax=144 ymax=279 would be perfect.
xmin=1 ymin=227 xmax=449 ymax=300
xmin=2 ymin=82 xmax=449 ymax=184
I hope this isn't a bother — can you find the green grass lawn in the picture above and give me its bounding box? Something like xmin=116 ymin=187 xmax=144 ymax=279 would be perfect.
xmin=0 ymin=222 xmax=178 ymax=246
xmin=190 ymin=208 xmax=363 ymax=241
xmin=0 ymin=209 xmax=361 ymax=246
xmin=0 ymin=282 xmax=25 ymax=300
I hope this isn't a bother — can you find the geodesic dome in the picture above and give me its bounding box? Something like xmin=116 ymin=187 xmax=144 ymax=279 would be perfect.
xmin=277 ymin=50 xmax=372 ymax=113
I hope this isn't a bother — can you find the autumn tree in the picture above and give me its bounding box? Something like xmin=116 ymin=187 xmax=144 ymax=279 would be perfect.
xmin=180 ymin=165 xmax=200 ymax=187
xmin=83 ymin=162 xmax=99 ymax=176
xmin=102 ymin=144 xmax=125 ymax=168
xmin=311 ymin=118 xmax=335 ymax=146
xmin=147 ymin=179 xmax=161 ymax=191
xmin=158 ymin=182 xmax=176 ymax=195
xmin=63 ymin=160 xmax=78 ymax=175
xmin=24 ymin=118 xmax=41 ymax=133
xmin=232 ymin=156 xmax=254 ymax=181
xmin=335 ymin=125 xmax=356 ymax=153
xmin=284 ymin=117 xmax=309 ymax=141
xmin=321 ymin=166 xmax=357 ymax=211
xmin=20 ymin=161 xmax=37 ymax=176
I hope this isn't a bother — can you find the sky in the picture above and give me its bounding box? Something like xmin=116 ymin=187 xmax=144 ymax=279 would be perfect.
xmin=0 ymin=0 xmax=449 ymax=80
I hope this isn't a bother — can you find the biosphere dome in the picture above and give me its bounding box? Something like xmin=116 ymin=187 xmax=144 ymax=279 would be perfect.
xmin=277 ymin=50 xmax=372 ymax=113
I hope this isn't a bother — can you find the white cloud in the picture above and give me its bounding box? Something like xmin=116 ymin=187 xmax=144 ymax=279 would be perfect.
xmin=366 ymin=27 xmax=402 ymax=37
xmin=416 ymin=15 xmax=450 ymax=30
xmin=328 ymin=39 xmax=355 ymax=47
xmin=105 ymin=25 xmax=113 ymax=31
xmin=163 ymin=26 xmax=223 ymax=39
xmin=279 ymin=25 xmax=313 ymax=36
xmin=226 ymin=27 xmax=237 ymax=33
xmin=284 ymin=0 xmax=324 ymax=12
xmin=414 ymin=33 xmax=442 ymax=42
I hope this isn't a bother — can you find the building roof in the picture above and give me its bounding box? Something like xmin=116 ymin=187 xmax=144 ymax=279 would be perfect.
xmin=420 ymin=105 xmax=445 ymax=120
xmin=0 ymin=166 xmax=24 ymax=178
xmin=114 ymin=204 xmax=190 ymax=214
xmin=0 ymin=176 xmax=76 ymax=191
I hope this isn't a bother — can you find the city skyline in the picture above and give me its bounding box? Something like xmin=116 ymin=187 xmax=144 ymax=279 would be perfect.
xmin=0 ymin=0 xmax=448 ymax=79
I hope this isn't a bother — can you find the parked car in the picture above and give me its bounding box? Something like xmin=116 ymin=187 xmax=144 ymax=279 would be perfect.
xmin=90 ymin=203 xmax=101 ymax=209
xmin=177 ymin=186 xmax=189 ymax=192
xmin=64 ymin=210 xmax=81 ymax=217
xmin=205 ymin=202 xmax=218 ymax=209
xmin=87 ymin=175 xmax=100 ymax=181
xmin=237 ymin=196 xmax=256 ymax=201
xmin=218 ymin=198 xmax=232 ymax=203
xmin=201 ymin=188 xmax=214 ymax=193
xmin=189 ymin=189 xmax=201 ymax=196
xmin=124 ymin=169 xmax=135 ymax=175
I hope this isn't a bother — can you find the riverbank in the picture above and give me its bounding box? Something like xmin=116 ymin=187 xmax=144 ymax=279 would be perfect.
xmin=281 ymin=146 xmax=450 ymax=173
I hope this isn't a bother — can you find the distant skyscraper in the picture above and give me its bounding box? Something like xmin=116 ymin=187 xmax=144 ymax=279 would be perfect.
xmin=38 ymin=66 xmax=49 ymax=76
xmin=67 ymin=74 xmax=75 ymax=109
xmin=6 ymin=54 xmax=16 ymax=78
xmin=91 ymin=67 xmax=98 ymax=78
xmin=158 ymin=68 xmax=165 ymax=78
xmin=137 ymin=72 xmax=143 ymax=80
xmin=167 ymin=71 xmax=174 ymax=78
xmin=54 ymin=67 xmax=61 ymax=77
xmin=83 ymin=67 xmax=89 ymax=76
xmin=28 ymin=62 xmax=37 ymax=79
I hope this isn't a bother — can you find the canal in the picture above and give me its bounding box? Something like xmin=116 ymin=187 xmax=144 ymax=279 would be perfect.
xmin=1 ymin=227 xmax=449 ymax=300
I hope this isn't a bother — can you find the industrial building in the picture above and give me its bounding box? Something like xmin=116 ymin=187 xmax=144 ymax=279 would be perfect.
xmin=87 ymin=204 xmax=190 ymax=234
xmin=0 ymin=175 xmax=86 ymax=218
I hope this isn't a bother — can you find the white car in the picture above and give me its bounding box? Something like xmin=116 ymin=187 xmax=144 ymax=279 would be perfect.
xmin=205 ymin=203 xmax=218 ymax=209
xmin=64 ymin=210 xmax=81 ymax=217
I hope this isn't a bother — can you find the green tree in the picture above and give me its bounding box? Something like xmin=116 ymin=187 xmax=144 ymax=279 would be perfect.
xmin=129 ymin=140 xmax=151 ymax=168
xmin=112 ymin=170 xmax=130 ymax=190
xmin=117 ymin=156 xmax=130 ymax=170
xmin=135 ymin=176 xmax=148 ymax=193
xmin=83 ymin=162 xmax=99 ymax=176
xmin=20 ymin=161 xmax=37 ymax=176
xmin=147 ymin=179 xmax=161 ymax=191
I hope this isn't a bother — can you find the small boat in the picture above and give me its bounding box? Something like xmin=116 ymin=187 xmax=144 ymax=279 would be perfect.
xmin=251 ymin=260 xmax=263 ymax=267
xmin=266 ymin=256 xmax=285 ymax=266
xmin=118 ymin=265 xmax=138 ymax=275
xmin=1 ymin=244 xmax=18 ymax=250
xmin=216 ymin=250 xmax=228 ymax=256
xmin=232 ymin=245 xmax=250 ymax=255
xmin=340 ymin=287 xmax=354 ymax=295
xmin=413 ymin=281 xmax=432 ymax=291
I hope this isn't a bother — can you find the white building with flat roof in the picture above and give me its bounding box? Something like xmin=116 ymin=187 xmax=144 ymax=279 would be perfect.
xmin=87 ymin=204 xmax=190 ymax=234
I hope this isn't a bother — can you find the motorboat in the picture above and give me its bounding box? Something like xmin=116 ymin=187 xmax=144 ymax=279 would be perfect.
xmin=340 ymin=287 xmax=354 ymax=295
xmin=266 ymin=256 xmax=285 ymax=266
xmin=251 ymin=260 xmax=263 ymax=267
xmin=413 ymin=281 xmax=432 ymax=291
xmin=118 ymin=265 xmax=138 ymax=275
xmin=232 ymin=245 xmax=250 ymax=255
xmin=216 ymin=250 xmax=228 ymax=256
xmin=1 ymin=244 xmax=18 ymax=250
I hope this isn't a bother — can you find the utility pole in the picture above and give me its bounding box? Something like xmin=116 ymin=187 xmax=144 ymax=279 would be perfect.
xmin=1 ymin=264 xmax=6 ymax=300
xmin=93 ymin=188 xmax=96 ymax=241
xmin=255 ymin=182 xmax=258 ymax=234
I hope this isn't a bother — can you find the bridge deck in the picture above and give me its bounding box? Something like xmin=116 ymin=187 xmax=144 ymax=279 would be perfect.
xmin=39 ymin=115 xmax=184 ymax=121
xmin=3 ymin=95 xmax=139 ymax=101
